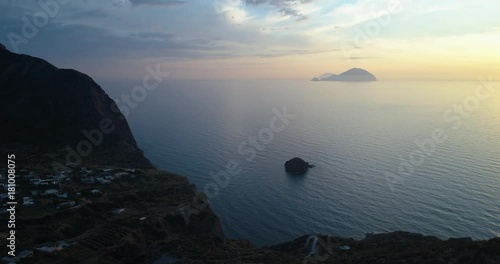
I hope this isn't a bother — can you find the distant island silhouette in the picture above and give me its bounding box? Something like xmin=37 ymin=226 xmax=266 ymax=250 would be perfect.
xmin=312 ymin=68 xmax=377 ymax=82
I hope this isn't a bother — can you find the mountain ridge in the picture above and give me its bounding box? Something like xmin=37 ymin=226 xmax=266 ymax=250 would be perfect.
xmin=312 ymin=68 xmax=377 ymax=82
xmin=0 ymin=46 xmax=152 ymax=168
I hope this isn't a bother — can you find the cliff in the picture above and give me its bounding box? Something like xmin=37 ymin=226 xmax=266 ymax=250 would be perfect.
xmin=0 ymin=46 xmax=151 ymax=168
xmin=0 ymin=46 xmax=228 ymax=263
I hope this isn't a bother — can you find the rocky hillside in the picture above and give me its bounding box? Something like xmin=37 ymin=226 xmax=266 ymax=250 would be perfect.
xmin=271 ymin=232 xmax=500 ymax=263
xmin=0 ymin=46 xmax=151 ymax=168
xmin=11 ymin=168 xmax=229 ymax=264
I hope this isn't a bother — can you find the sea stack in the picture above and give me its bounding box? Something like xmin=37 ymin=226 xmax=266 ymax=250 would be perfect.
xmin=285 ymin=157 xmax=314 ymax=175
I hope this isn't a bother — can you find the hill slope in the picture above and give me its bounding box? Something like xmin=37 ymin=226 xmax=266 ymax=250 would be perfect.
xmin=0 ymin=47 xmax=151 ymax=168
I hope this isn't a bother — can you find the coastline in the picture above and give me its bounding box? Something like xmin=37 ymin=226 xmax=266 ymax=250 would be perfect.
xmin=1 ymin=46 xmax=499 ymax=263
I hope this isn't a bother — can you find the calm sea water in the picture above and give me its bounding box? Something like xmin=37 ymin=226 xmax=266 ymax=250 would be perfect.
xmin=104 ymin=79 xmax=500 ymax=246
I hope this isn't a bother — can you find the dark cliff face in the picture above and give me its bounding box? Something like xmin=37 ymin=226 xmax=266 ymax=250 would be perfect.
xmin=0 ymin=46 xmax=152 ymax=168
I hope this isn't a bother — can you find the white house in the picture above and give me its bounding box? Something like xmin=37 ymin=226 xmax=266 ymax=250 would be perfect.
xmin=113 ymin=208 xmax=125 ymax=214
xmin=114 ymin=172 xmax=130 ymax=178
xmin=23 ymin=198 xmax=35 ymax=206
xmin=81 ymin=178 xmax=95 ymax=184
xmin=42 ymin=189 xmax=58 ymax=196
xmin=36 ymin=241 xmax=70 ymax=254
xmin=104 ymin=175 xmax=114 ymax=181
xmin=30 ymin=178 xmax=41 ymax=185
xmin=1 ymin=250 xmax=33 ymax=263
xmin=59 ymin=201 xmax=76 ymax=208
xmin=96 ymin=178 xmax=111 ymax=184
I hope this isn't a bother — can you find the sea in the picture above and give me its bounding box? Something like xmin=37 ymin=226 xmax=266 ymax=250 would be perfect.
xmin=103 ymin=79 xmax=500 ymax=246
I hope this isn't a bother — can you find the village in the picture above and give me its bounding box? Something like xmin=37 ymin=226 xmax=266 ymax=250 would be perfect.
xmin=0 ymin=165 xmax=141 ymax=263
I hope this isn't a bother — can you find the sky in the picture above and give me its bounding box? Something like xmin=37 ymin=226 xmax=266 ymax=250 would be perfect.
xmin=0 ymin=0 xmax=499 ymax=80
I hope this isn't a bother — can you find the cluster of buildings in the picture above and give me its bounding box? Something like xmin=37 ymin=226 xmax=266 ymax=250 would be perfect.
xmin=0 ymin=167 xmax=136 ymax=212
xmin=0 ymin=166 xmax=139 ymax=262
xmin=80 ymin=168 xmax=135 ymax=185
xmin=1 ymin=250 xmax=33 ymax=264
xmin=21 ymin=171 xmax=73 ymax=209
xmin=0 ymin=241 xmax=73 ymax=264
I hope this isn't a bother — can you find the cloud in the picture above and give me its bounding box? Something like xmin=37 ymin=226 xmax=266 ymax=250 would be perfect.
xmin=128 ymin=0 xmax=188 ymax=7
xmin=129 ymin=32 xmax=176 ymax=41
xmin=348 ymin=56 xmax=381 ymax=60
xmin=214 ymin=0 xmax=253 ymax=24
xmin=256 ymin=47 xmax=338 ymax=58
xmin=242 ymin=0 xmax=316 ymax=20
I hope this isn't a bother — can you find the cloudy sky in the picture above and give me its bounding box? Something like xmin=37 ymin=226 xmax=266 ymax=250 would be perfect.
xmin=0 ymin=0 xmax=499 ymax=80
